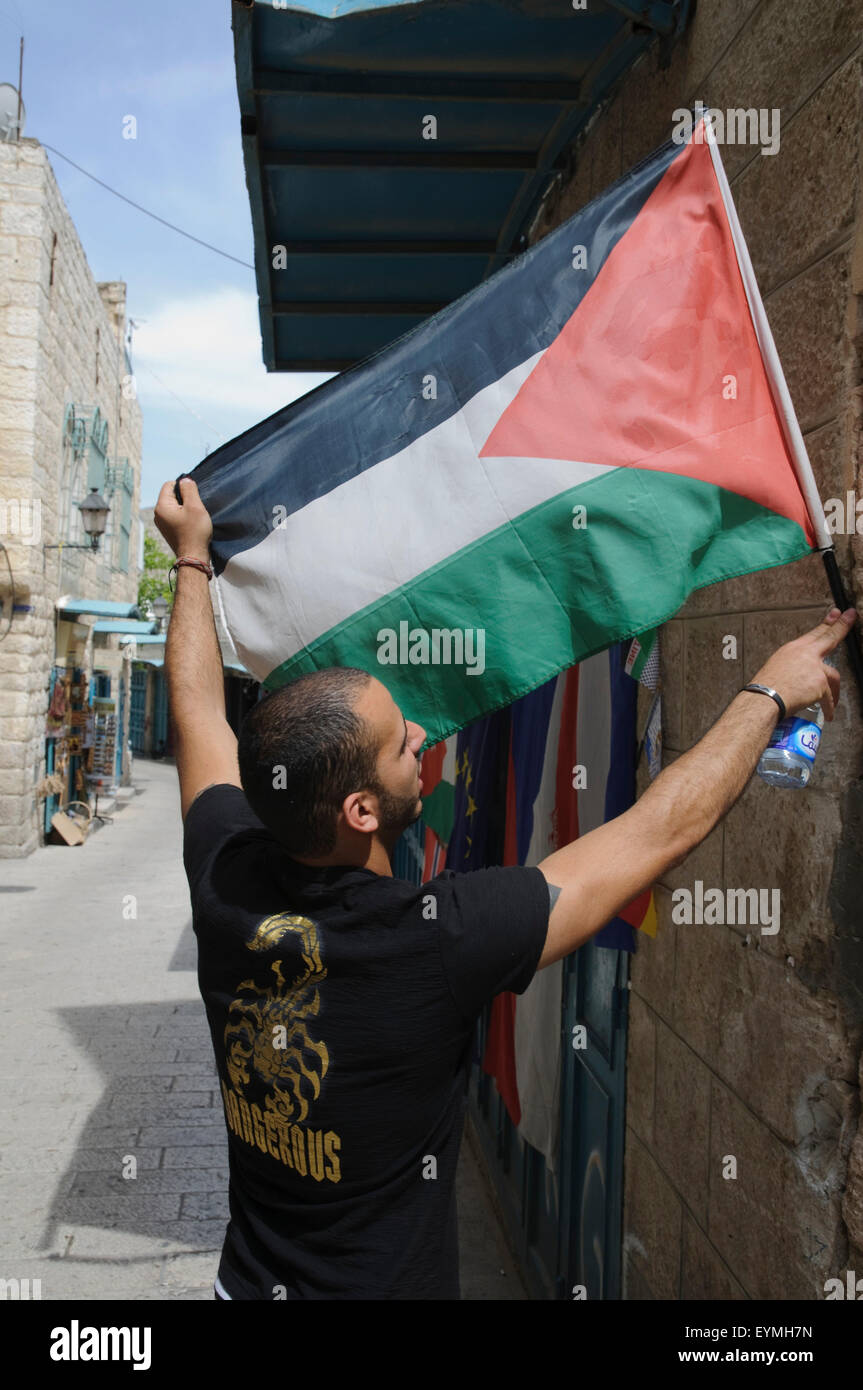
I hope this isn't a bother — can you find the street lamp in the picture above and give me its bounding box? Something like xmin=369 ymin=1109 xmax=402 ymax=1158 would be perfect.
xmin=44 ymin=488 xmax=111 ymax=553
xmin=151 ymin=594 xmax=169 ymax=631
xmin=77 ymin=489 xmax=110 ymax=549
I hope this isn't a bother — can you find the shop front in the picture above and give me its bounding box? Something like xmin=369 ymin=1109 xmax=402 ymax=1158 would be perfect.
xmin=42 ymin=599 xmax=152 ymax=839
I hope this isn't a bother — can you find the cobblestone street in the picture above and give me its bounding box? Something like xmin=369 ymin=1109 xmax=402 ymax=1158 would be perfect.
xmin=0 ymin=760 xmax=525 ymax=1301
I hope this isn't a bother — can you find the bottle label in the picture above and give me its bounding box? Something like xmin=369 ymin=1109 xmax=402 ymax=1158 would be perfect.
xmin=767 ymin=717 xmax=821 ymax=762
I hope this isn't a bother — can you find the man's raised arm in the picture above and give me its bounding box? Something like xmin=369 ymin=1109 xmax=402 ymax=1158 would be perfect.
xmin=535 ymin=605 xmax=857 ymax=969
xmin=155 ymin=477 xmax=242 ymax=819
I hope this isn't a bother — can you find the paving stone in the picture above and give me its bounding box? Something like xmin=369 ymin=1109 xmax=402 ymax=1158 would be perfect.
xmin=174 ymin=1048 xmax=212 ymax=1064
xmin=179 ymin=1191 xmax=231 ymax=1221
xmin=52 ymin=1195 xmax=183 ymax=1224
xmin=62 ymin=1148 xmax=163 ymax=1173
xmin=106 ymin=1062 xmax=216 ymax=1079
xmin=0 ymin=1148 xmax=82 ymax=1174
xmin=159 ymin=1251 xmax=222 ymax=1298
xmin=113 ymin=1219 xmax=227 ymax=1249
xmin=162 ymin=1147 xmax=229 ymax=1170
xmin=55 ymin=1126 xmax=142 ymax=1150
xmin=134 ymin=1126 xmax=226 ymax=1148
xmin=65 ymin=1169 xmax=230 ymax=1197
xmin=109 ymin=1076 xmax=175 ymax=1092
xmin=104 ymin=1097 xmax=212 ymax=1120
xmin=170 ymin=1073 xmax=218 ymax=1091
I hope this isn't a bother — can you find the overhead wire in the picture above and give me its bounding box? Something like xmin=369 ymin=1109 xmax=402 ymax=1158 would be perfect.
xmin=41 ymin=143 xmax=255 ymax=270
xmin=134 ymin=359 xmax=225 ymax=446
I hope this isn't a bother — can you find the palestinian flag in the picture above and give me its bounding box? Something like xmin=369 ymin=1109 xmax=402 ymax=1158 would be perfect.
xmin=192 ymin=119 xmax=828 ymax=747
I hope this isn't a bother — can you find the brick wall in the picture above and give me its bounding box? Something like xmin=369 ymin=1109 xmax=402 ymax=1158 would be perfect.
xmin=0 ymin=138 xmax=143 ymax=857
xmin=528 ymin=0 xmax=863 ymax=1298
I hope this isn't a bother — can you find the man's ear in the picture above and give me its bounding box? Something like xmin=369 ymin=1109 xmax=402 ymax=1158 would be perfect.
xmin=341 ymin=789 xmax=380 ymax=836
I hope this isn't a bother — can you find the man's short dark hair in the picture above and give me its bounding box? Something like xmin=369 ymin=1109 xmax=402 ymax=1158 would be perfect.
xmin=237 ymin=666 xmax=380 ymax=856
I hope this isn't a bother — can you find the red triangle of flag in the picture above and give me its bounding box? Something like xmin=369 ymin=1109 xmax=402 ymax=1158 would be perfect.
xmin=480 ymin=137 xmax=815 ymax=545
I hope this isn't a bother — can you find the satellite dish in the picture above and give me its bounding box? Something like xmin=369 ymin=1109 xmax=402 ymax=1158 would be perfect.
xmin=0 ymin=84 xmax=24 ymax=142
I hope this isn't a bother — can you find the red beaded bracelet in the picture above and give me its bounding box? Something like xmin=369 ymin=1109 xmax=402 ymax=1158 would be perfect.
xmin=168 ymin=556 xmax=213 ymax=590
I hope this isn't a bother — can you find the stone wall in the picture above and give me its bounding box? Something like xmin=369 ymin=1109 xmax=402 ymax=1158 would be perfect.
xmin=528 ymin=0 xmax=863 ymax=1298
xmin=0 ymin=138 xmax=143 ymax=857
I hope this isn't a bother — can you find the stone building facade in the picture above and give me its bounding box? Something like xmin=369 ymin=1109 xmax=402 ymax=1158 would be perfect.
xmin=524 ymin=0 xmax=863 ymax=1300
xmin=0 ymin=137 xmax=143 ymax=857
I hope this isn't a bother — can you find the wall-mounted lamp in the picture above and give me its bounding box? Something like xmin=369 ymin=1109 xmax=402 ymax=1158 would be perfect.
xmin=44 ymin=489 xmax=111 ymax=553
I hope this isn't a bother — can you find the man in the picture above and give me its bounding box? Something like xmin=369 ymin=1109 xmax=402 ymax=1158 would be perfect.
xmin=155 ymin=476 xmax=855 ymax=1301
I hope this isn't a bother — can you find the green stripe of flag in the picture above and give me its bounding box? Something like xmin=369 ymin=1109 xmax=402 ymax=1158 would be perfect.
xmin=263 ymin=468 xmax=811 ymax=746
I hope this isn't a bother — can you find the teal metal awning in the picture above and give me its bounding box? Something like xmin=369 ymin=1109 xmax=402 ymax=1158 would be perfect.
xmin=134 ymin=651 xmax=250 ymax=675
xmin=57 ymin=597 xmax=142 ymax=620
xmin=93 ymin=619 xmax=159 ymax=635
xmin=233 ymin=0 xmax=692 ymax=370
xmin=119 ymin=635 xmax=166 ymax=646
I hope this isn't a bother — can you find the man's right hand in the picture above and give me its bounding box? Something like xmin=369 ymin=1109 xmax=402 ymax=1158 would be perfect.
xmin=154 ymin=477 xmax=213 ymax=561
xmin=748 ymin=605 xmax=857 ymax=721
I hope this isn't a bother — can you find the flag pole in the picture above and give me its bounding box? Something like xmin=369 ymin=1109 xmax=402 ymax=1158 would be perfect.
xmin=701 ymin=112 xmax=863 ymax=713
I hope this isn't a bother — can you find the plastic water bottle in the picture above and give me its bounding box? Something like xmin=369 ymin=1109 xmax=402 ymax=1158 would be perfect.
xmin=755 ymin=656 xmax=835 ymax=788
xmin=756 ymin=705 xmax=823 ymax=787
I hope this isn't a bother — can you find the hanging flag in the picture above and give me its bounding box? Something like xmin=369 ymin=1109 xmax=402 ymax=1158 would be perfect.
xmin=641 ymin=690 xmax=664 ymax=788
xmin=418 ymin=737 xmax=456 ymax=848
xmin=510 ymin=673 xmax=570 ymax=1163
xmin=625 ymin=629 xmax=660 ymax=688
xmin=481 ymin=649 xmax=656 ymax=1164
xmin=191 ymin=117 xmax=829 ymax=748
xmin=417 ymin=735 xmax=457 ymax=877
xmin=446 ymin=709 xmax=509 ymax=873
xmin=481 ymin=680 xmax=558 ymax=1129
xmin=593 ymin=642 xmax=644 ymax=950
xmin=479 ymin=651 xmax=652 ymax=1149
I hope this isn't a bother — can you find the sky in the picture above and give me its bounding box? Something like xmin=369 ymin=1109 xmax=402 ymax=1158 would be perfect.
xmin=2 ymin=0 xmax=332 ymax=506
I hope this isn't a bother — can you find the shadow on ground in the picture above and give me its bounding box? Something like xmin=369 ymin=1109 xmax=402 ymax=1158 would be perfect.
xmin=43 ymin=970 xmax=229 ymax=1253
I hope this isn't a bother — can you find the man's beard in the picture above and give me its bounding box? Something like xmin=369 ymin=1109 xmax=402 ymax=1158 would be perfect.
xmin=373 ymin=781 xmax=422 ymax=846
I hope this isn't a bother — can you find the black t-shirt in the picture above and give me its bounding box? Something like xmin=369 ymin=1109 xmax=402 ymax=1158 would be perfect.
xmin=183 ymin=783 xmax=550 ymax=1301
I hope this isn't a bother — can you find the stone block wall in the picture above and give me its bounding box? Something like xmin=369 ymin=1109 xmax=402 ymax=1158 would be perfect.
xmin=0 ymin=138 xmax=143 ymax=856
xmin=528 ymin=0 xmax=863 ymax=1298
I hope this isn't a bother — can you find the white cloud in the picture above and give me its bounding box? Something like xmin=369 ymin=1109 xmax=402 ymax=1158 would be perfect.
xmin=131 ymin=285 xmax=332 ymax=430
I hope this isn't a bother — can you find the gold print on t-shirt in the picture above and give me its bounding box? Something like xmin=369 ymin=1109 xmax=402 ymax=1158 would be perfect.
xmin=224 ymin=912 xmax=330 ymax=1126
